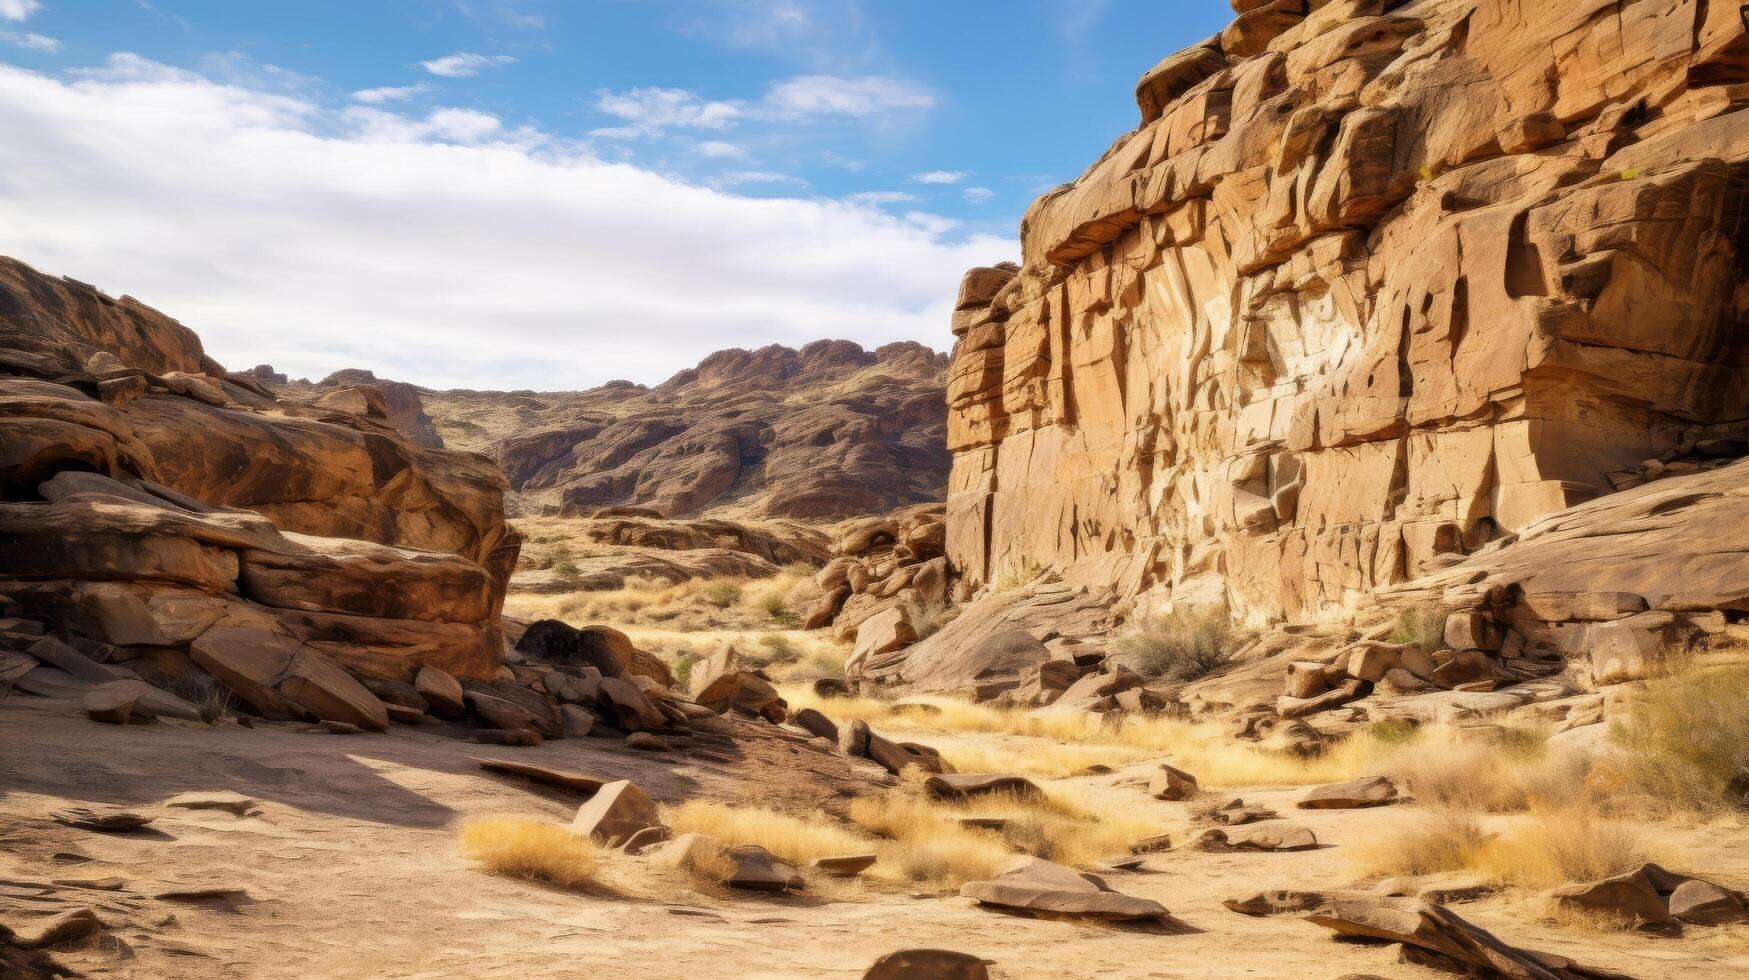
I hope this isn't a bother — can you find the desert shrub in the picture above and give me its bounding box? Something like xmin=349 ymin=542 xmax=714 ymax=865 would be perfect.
xmin=755 ymin=633 xmax=801 ymax=666
xmin=1352 ymin=808 xmax=1651 ymax=889
xmin=1390 ymin=604 xmax=1446 ymax=650
xmin=756 ymin=591 xmax=790 ymax=619
xmin=1352 ymin=810 xmax=1489 ymax=878
xmin=1609 ymin=662 xmax=1749 ymax=813
xmin=461 ymin=818 xmax=599 ymax=889
xmin=551 ymin=560 xmax=581 ymax=581
xmin=703 ymin=580 xmax=743 ymax=609
xmin=169 ymin=668 xmax=234 ymax=723
xmin=991 ymin=558 xmax=1046 ymax=593
xmin=911 ymin=600 xmax=959 ymax=641
xmin=1113 ymin=609 xmax=1235 ymax=682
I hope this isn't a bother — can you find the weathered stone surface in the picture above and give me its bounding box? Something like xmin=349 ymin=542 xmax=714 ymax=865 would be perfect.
xmin=724 ymin=845 xmax=805 ymax=892
xmin=477 ymin=758 xmax=605 ymax=795
xmin=925 ymin=773 xmax=1042 ymax=802
xmin=1668 ymin=879 xmax=1747 ymax=925
xmin=864 ymin=949 xmax=989 ymax=980
xmin=569 ymin=780 xmax=663 ymax=846
xmin=163 ymin=791 xmax=256 ymax=816
xmin=191 ymin=625 xmax=389 ymax=731
xmin=814 ymin=854 xmax=879 ymax=877
xmin=1192 ymin=824 xmax=1317 ymax=852
xmin=1308 ymin=896 xmax=1627 ymax=979
xmin=414 ymin=666 xmax=466 ymax=717
xmin=939 ymin=3 xmax=1749 ymax=629
xmin=1147 ymin=763 xmax=1199 ymax=801
xmin=0 ymin=257 xmax=518 ymax=685
xmin=1297 ymin=776 xmax=1400 ymax=810
xmin=960 ymin=857 xmax=1173 ymax=922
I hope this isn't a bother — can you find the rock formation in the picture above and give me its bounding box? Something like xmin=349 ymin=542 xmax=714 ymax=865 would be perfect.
xmin=943 ymin=0 xmax=1749 ymax=625
xmin=0 ymin=256 xmax=519 ymax=681
xmin=418 ymin=340 xmax=950 ymax=520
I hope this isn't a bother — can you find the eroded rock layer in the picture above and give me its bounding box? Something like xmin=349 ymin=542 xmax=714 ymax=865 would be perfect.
xmin=0 ymin=256 xmax=519 ymax=678
xmin=945 ymin=0 xmax=1749 ymax=624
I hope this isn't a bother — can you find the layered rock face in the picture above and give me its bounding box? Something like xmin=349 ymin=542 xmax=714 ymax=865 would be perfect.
xmin=945 ymin=0 xmax=1749 ymax=624
xmin=0 ymin=257 xmax=519 ymax=679
xmin=419 ymin=340 xmax=950 ymax=520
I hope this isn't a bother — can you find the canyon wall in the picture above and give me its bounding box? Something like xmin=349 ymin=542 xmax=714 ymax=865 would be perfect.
xmin=946 ymin=0 xmax=1749 ymax=624
xmin=0 ymin=257 xmax=519 ymax=678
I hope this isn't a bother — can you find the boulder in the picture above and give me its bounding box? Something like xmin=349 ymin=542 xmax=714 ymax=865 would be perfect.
xmin=851 ymin=606 xmax=917 ymax=668
xmin=569 ymin=780 xmax=664 ymax=846
xmin=10 ymin=908 xmax=104 ymax=949
xmin=560 ymin=704 xmax=596 ymax=737
xmin=83 ymin=681 xmax=158 ymax=725
xmin=1191 ymin=824 xmax=1317 ymax=852
xmin=724 ymin=845 xmax=805 ymax=892
xmin=792 ymin=707 xmax=839 ymax=742
xmin=959 ymin=857 xmax=1174 ymax=923
xmin=596 ymin=675 xmax=667 ymax=731
xmin=1147 ymin=763 xmax=1199 ymax=801
xmin=190 ymin=625 xmax=389 ymax=731
xmin=1668 ymin=879 xmax=1747 ymax=925
xmin=1308 ymin=896 xmax=1626 ymax=979
xmin=925 ymin=773 xmax=1042 ymax=801
xmin=863 ymin=949 xmax=989 ymax=980
xmin=415 ymin=666 xmax=466 ymax=716
xmin=1297 ymin=776 xmax=1400 ymax=810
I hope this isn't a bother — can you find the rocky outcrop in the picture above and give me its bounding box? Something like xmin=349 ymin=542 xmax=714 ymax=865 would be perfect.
xmin=0 ymin=256 xmax=519 ymax=681
xmin=420 ymin=340 xmax=950 ymax=520
xmin=944 ymin=0 xmax=1749 ymax=625
xmin=286 ymin=368 xmax=446 ymax=450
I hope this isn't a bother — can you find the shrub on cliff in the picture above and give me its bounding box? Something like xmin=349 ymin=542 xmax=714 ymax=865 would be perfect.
xmin=1115 ymin=609 xmax=1234 ymax=682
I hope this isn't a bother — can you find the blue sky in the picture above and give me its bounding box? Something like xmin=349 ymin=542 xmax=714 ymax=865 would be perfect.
xmin=0 ymin=1 xmax=1230 ymax=388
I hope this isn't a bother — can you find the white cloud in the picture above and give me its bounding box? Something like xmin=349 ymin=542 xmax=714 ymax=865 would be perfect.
xmin=691 ymin=140 xmax=746 ymax=159
xmin=715 ymin=170 xmax=807 ymax=187
xmin=761 ymin=75 xmax=932 ymax=118
xmin=2 ymin=31 xmax=57 ymax=52
xmin=845 ymin=190 xmax=918 ymax=206
xmin=352 ymin=83 xmax=430 ymax=104
xmin=0 ymin=0 xmax=40 ymax=23
xmin=911 ymin=170 xmax=966 ymax=185
xmin=0 ymin=55 xmax=1014 ymax=389
xmin=418 ymin=52 xmax=516 ymax=78
xmin=962 ymin=186 xmax=993 ymax=204
xmin=593 ymin=86 xmax=740 ymax=136
xmin=591 ymin=74 xmax=932 ymax=139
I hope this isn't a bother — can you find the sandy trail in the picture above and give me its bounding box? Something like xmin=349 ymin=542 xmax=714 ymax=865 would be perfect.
xmin=5 ymin=696 xmax=1749 ymax=978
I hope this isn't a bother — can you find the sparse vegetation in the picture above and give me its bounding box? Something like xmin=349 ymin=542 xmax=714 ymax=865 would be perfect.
xmin=911 ymin=599 xmax=959 ymax=641
xmin=1351 ymin=808 xmax=1655 ymax=891
xmin=1389 ymin=604 xmax=1446 ymax=650
xmin=704 ymin=580 xmax=744 ymax=609
xmin=1111 ymin=608 xmax=1237 ymax=682
xmin=1607 ymin=659 xmax=1749 ymax=814
xmin=461 ymin=818 xmax=600 ymax=890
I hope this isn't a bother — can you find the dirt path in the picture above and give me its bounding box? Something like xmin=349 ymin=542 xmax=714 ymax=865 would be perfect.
xmin=5 ymin=697 xmax=1749 ymax=978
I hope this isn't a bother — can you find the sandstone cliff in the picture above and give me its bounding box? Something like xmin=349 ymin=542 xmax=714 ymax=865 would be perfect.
xmin=945 ymin=0 xmax=1749 ymax=625
xmin=0 ymin=256 xmax=519 ymax=679
xmin=412 ymin=341 xmax=950 ymax=521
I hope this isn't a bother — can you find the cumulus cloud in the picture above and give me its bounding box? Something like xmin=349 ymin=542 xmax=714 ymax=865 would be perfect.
xmin=351 ymin=83 xmax=430 ymax=104
xmin=3 ymin=31 xmax=57 ymax=52
xmin=962 ymin=186 xmax=994 ymax=204
xmin=418 ymin=52 xmax=516 ymax=78
xmin=0 ymin=0 xmax=40 ymax=23
xmin=691 ymin=140 xmax=746 ymax=159
xmin=592 ymin=73 xmax=932 ymax=139
xmin=845 ymin=190 xmax=918 ymax=206
xmin=0 ymin=55 xmax=1013 ymax=389
xmin=910 ymin=170 xmax=966 ymax=185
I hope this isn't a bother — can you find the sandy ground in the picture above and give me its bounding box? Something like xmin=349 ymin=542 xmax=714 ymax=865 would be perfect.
xmin=6 ymin=695 xmax=1749 ymax=978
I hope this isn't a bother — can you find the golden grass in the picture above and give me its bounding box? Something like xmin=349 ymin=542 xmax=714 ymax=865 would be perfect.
xmin=1350 ymin=808 xmax=1656 ymax=890
xmin=460 ymin=818 xmax=600 ymax=889
xmin=662 ymin=773 xmax=1170 ymax=889
xmin=1606 ymin=658 xmax=1749 ymax=815
xmin=781 ymin=686 xmax=1394 ymax=787
xmin=932 ymin=740 xmax=1156 ymax=779
xmin=1379 ymin=726 xmax=1586 ymax=814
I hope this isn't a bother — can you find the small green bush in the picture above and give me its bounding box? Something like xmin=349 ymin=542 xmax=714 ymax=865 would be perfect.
xmin=1390 ymin=604 xmax=1446 ymax=650
xmin=673 ymin=650 xmax=702 ymax=688
xmin=703 ymin=581 xmax=743 ymax=609
xmin=1113 ymin=609 xmax=1235 ymax=683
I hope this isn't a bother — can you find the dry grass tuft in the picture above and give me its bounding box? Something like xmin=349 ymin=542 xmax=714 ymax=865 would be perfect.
xmin=664 ymin=800 xmax=871 ymax=870
xmin=461 ymin=818 xmax=600 ymax=889
xmin=1607 ymin=659 xmax=1749 ymax=815
xmin=1380 ymin=727 xmax=1585 ymax=814
xmin=1351 ymin=808 xmax=1654 ymax=890
xmin=1111 ymin=608 xmax=1240 ymax=682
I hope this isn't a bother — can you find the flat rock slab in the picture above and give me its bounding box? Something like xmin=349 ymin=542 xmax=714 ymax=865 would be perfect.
xmin=1192 ymin=825 xmax=1318 ymax=852
xmin=959 ymin=857 xmax=1171 ymax=923
xmin=477 ymin=758 xmax=606 ymax=795
xmin=11 ymin=907 xmax=103 ymax=948
xmin=725 ymin=845 xmax=805 ymax=893
xmin=813 ymin=854 xmax=878 ymax=876
xmin=1307 ymin=895 xmax=1628 ymax=979
xmin=1296 ymin=776 xmax=1400 ymax=810
xmin=864 ymin=949 xmax=990 ymax=980
xmin=52 ymin=808 xmax=154 ymax=832
xmin=163 ymin=791 xmax=257 ymax=816
xmin=925 ymin=773 xmax=1042 ymax=801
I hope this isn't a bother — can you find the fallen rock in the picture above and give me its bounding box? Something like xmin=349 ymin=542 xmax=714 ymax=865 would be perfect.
xmin=415 ymin=666 xmax=466 ymax=717
xmin=1668 ymin=878 xmax=1747 ymax=925
xmin=10 ymin=908 xmax=103 ymax=949
xmin=569 ymin=780 xmax=664 ymax=846
xmin=924 ymin=773 xmax=1042 ymax=802
xmin=814 ymin=854 xmax=878 ymax=877
xmin=1192 ymin=824 xmax=1317 ymax=852
xmin=83 ymin=681 xmax=156 ymax=725
xmin=1307 ymin=896 xmax=1626 ymax=979
xmin=52 ymin=808 xmax=154 ymax=832
xmin=724 ymin=845 xmax=805 ymax=893
xmin=1148 ymin=763 xmax=1199 ymax=801
xmin=959 ymin=857 xmax=1175 ymax=923
xmin=627 ymin=731 xmax=675 ymax=752
xmin=163 ymin=791 xmax=256 ymax=816
xmin=792 ymin=707 xmax=839 ymax=742
xmin=863 ymin=949 xmax=989 ymax=980
xmin=1224 ymin=889 xmax=1343 ymax=917
xmin=1210 ymin=799 xmax=1278 ymax=826
xmin=1297 ymin=776 xmax=1400 ymax=810
xmin=191 ymin=626 xmax=389 ymax=731
xmin=477 ymin=758 xmax=605 ymax=795
xmin=560 ymin=704 xmax=596 ymax=737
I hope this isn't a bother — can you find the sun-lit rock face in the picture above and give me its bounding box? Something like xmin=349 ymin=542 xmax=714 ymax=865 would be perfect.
xmin=0 ymin=256 xmax=519 ymax=677
xmin=945 ymin=0 xmax=1749 ymax=624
